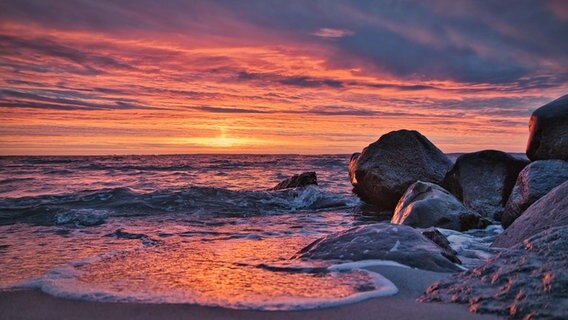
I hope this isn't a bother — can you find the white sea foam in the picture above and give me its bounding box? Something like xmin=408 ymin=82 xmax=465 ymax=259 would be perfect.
xmin=328 ymin=259 xmax=411 ymax=271
xmin=12 ymin=253 xmax=400 ymax=311
xmin=437 ymin=225 xmax=503 ymax=268
xmin=55 ymin=209 xmax=109 ymax=226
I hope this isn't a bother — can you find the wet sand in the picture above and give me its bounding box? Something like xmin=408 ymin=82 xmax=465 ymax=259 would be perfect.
xmin=0 ymin=266 xmax=501 ymax=320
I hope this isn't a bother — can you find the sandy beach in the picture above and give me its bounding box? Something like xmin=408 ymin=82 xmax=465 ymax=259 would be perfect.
xmin=0 ymin=266 xmax=500 ymax=320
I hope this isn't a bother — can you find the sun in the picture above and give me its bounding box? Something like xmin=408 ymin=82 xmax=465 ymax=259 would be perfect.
xmin=213 ymin=133 xmax=234 ymax=147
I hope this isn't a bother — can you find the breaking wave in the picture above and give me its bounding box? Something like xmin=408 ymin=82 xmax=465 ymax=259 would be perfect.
xmin=0 ymin=185 xmax=358 ymax=226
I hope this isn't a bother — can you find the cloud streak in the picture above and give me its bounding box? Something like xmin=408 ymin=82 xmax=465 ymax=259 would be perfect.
xmin=0 ymin=0 xmax=566 ymax=154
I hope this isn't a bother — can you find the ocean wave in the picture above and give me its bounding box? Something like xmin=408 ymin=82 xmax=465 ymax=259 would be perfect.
xmin=0 ymin=185 xmax=358 ymax=226
xmin=55 ymin=209 xmax=109 ymax=227
xmin=75 ymin=164 xmax=196 ymax=172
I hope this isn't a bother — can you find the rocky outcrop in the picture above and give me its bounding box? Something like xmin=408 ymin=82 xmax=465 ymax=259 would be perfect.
xmin=442 ymin=150 xmax=529 ymax=220
xmin=271 ymin=172 xmax=317 ymax=190
xmin=421 ymin=226 xmax=568 ymax=320
xmin=348 ymin=130 xmax=452 ymax=211
xmin=295 ymin=223 xmax=462 ymax=272
xmin=502 ymin=160 xmax=568 ymax=228
xmin=492 ymin=181 xmax=568 ymax=248
xmin=391 ymin=181 xmax=489 ymax=231
xmin=526 ymin=94 xmax=568 ymax=161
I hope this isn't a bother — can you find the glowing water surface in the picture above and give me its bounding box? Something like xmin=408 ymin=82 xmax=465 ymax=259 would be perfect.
xmin=1 ymin=211 xmax=398 ymax=309
xmin=0 ymin=154 xmax=497 ymax=309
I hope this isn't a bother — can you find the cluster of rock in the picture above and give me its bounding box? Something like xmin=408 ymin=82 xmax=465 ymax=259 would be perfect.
xmin=348 ymin=94 xmax=568 ymax=236
xmin=348 ymin=130 xmax=519 ymax=231
xmin=289 ymin=94 xmax=568 ymax=318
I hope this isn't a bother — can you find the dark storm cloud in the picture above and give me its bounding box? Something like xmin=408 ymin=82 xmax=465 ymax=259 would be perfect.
xmin=221 ymin=0 xmax=568 ymax=84
xmin=1 ymin=0 xmax=567 ymax=86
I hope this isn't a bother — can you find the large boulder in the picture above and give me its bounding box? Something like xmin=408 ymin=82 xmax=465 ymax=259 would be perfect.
xmin=391 ymin=181 xmax=489 ymax=231
xmin=421 ymin=226 xmax=568 ymax=320
xmin=295 ymin=223 xmax=462 ymax=272
xmin=492 ymin=181 xmax=568 ymax=248
xmin=348 ymin=130 xmax=452 ymax=211
xmin=502 ymin=160 xmax=568 ymax=228
xmin=442 ymin=150 xmax=529 ymax=220
xmin=270 ymin=172 xmax=317 ymax=190
xmin=526 ymin=94 xmax=568 ymax=161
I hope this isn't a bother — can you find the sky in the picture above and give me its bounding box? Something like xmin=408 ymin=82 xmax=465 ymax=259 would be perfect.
xmin=0 ymin=0 xmax=567 ymax=155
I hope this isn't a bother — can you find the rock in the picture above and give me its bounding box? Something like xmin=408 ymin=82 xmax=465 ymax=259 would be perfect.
xmin=295 ymin=223 xmax=462 ymax=272
xmin=348 ymin=130 xmax=452 ymax=211
xmin=526 ymin=94 xmax=568 ymax=161
xmin=442 ymin=150 xmax=529 ymax=220
xmin=348 ymin=152 xmax=360 ymax=187
xmin=502 ymin=160 xmax=568 ymax=228
xmin=492 ymin=181 xmax=568 ymax=248
xmin=420 ymin=226 xmax=568 ymax=320
xmin=271 ymin=172 xmax=317 ymax=190
xmin=105 ymin=229 xmax=161 ymax=246
xmin=391 ymin=181 xmax=489 ymax=231
xmin=421 ymin=228 xmax=461 ymax=264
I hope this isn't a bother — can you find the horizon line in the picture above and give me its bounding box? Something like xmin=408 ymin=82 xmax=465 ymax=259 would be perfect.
xmin=0 ymin=151 xmax=527 ymax=157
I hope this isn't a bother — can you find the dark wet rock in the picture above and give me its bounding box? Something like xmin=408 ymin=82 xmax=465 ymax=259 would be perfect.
xmin=105 ymin=228 xmax=161 ymax=246
xmin=526 ymin=94 xmax=568 ymax=161
xmin=295 ymin=223 xmax=462 ymax=272
xmin=442 ymin=150 xmax=529 ymax=220
xmin=420 ymin=226 xmax=568 ymax=320
xmin=348 ymin=152 xmax=361 ymax=187
xmin=492 ymin=181 xmax=568 ymax=248
xmin=348 ymin=130 xmax=452 ymax=211
xmin=391 ymin=181 xmax=489 ymax=231
xmin=421 ymin=228 xmax=454 ymax=254
xmin=271 ymin=172 xmax=317 ymax=190
xmin=502 ymin=160 xmax=568 ymax=228
xmin=421 ymin=228 xmax=461 ymax=264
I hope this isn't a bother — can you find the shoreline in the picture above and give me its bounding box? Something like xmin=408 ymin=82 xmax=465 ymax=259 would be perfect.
xmin=0 ymin=266 xmax=500 ymax=320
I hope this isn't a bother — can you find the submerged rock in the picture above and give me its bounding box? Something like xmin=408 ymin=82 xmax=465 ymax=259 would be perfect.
xmin=492 ymin=181 xmax=568 ymax=248
xmin=526 ymin=94 xmax=568 ymax=161
xmin=271 ymin=172 xmax=317 ymax=191
xmin=391 ymin=181 xmax=489 ymax=231
xmin=420 ymin=226 xmax=568 ymax=320
xmin=348 ymin=130 xmax=452 ymax=211
xmin=105 ymin=228 xmax=161 ymax=246
xmin=295 ymin=223 xmax=462 ymax=273
xmin=442 ymin=150 xmax=529 ymax=220
xmin=502 ymin=160 xmax=568 ymax=228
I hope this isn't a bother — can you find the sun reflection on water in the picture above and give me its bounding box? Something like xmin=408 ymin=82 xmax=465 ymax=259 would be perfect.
xmin=77 ymin=236 xmax=376 ymax=307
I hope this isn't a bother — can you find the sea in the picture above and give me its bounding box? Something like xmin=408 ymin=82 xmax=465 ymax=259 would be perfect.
xmin=0 ymin=154 xmax=502 ymax=310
